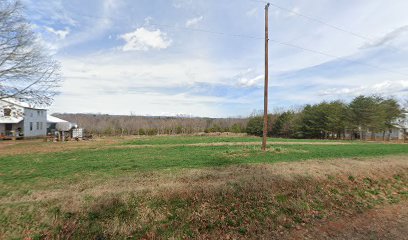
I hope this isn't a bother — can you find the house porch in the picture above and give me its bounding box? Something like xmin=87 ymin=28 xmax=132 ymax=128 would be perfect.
xmin=0 ymin=122 xmax=24 ymax=140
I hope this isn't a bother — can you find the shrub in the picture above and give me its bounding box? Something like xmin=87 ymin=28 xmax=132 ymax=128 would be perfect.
xmin=246 ymin=116 xmax=263 ymax=137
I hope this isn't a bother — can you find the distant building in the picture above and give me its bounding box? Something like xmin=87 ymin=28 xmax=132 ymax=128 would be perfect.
xmin=345 ymin=113 xmax=408 ymax=141
xmin=47 ymin=115 xmax=69 ymax=134
xmin=379 ymin=113 xmax=408 ymax=140
xmin=0 ymin=98 xmax=47 ymax=139
xmin=393 ymin=113 xmax=408 ymax=140
xmin=0 ymin=98 xmax=76 ymax=140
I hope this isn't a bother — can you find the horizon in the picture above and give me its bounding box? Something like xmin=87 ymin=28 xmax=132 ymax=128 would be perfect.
xmin=23 ymin=0 xmax=408 ymax=118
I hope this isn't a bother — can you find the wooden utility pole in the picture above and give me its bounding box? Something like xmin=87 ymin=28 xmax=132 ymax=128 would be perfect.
xmin=262 ymin=3 xmax=270 ymax=151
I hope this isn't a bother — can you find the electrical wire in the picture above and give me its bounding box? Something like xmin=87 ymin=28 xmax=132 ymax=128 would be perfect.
xmin=247 ymin=0 xmax=406 ymax=53
xmin=28 ymin=4 xmax=408 ymax=77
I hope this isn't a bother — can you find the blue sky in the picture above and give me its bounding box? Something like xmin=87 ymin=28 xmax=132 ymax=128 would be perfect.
xmin=23 ymin=0 xmax=408 ymax=117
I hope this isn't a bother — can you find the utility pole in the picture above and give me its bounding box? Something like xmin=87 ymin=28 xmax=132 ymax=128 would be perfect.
xmin=262 ymin=3 xmax=270 ymax=151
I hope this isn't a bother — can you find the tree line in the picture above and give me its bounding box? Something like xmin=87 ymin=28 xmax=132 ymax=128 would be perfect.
xmin=54 ymin=114 xmax=248 ymax=136
xmin=55 ymin=96 xmax=406 ymax=140
xmin=247 ymin=96 xmax=407 ymax=140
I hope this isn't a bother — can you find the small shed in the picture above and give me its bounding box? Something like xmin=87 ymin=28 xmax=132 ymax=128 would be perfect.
xmin=47 ymin=115 xmax=68 ymax=134
xmin=47 ymin=115 xmax=83 ymax=140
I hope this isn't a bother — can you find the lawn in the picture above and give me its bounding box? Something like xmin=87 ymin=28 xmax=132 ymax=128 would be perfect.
xmin=0 ymin=136 xmax=407 ymax=239
xmin=0 ymin=136 xmax=407 ymax=195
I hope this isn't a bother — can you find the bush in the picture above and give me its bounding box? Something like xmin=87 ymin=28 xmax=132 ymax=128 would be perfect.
xmin=146 ymin=128 xmax=158 ymax=136
xmin=231 ymin=123 xmax=244 ymax=133
xmin=175 ymin=126 xmax=183 ymax=134
xmin=246 ymin=116 xmax=264 ymax=137
xmin=246 ymin=115 xmax=277 ymax=137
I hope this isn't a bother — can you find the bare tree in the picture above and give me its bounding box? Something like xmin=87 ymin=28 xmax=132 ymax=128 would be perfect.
xmin=0 ymin=0 xmax=61 ymax=105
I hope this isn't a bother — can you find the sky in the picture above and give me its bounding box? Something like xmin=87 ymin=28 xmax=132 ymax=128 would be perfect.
xmin=22 ymin=0 xmax=408 ymax=117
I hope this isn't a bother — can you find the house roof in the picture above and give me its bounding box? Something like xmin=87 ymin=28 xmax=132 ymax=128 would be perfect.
xmin=0 ymin=98 xmax=47 ymax=110
xmin=47 ymin=115 xmax=68 ymax=123
xmin=0 ymin=117 xmax=23 ymax=124
xmin=394 ymin=113 xmax=408 ymax=129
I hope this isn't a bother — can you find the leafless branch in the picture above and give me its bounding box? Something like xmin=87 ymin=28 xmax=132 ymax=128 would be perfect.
xmin=0 ymin=0 xmax=61 ymax=106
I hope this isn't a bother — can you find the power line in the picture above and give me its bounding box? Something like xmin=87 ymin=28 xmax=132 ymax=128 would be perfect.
xmin=149 ymin=23 xmax=264 ymax=40
xmin=150 ymin=22 xmax=408 ymax=77
xmin=29 ymin=5 xmax=408 ymax=77
xmin=250 ymin=0 xmax=373 ymax=41
xmin=247 ymin=0 xmax=405 ymax=53
xmin=268 ymin=39 xmax=408 ymax=77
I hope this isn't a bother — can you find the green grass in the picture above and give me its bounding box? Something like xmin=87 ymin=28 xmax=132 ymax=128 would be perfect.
xmin=2 ymin=169 xmax=406 ymax=239
xmin=0 ymin=136 xmax=407 ymax=239
xmin=0 ymin=136 xmax=407 ymax=196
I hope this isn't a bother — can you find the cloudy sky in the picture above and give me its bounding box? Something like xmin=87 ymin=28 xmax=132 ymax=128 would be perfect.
xmin=23 ymin=0 xmax=408 ymax=117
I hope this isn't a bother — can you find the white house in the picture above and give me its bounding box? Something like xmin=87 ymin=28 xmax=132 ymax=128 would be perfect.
xmin=369 ymin=113 xmax=408 ymax=140
xmin=395 ymin=113 xmax=408 ymax=139
xmin=0 ymin=98 xmax=47 ymax=139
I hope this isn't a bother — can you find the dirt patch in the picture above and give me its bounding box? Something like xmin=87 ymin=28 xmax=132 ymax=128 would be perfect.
xmin=287 ymin=203 xmax=408 ymax=240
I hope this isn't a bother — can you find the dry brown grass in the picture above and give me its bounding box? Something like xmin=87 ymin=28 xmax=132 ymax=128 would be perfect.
xmin=0 ymin=156 xmax=408 ymax=239
xmin=47 ymin=156 xmax=405 ymax=239
xmin=0 ymin=136 xmax=132 ymax=156
xmin=1 ymin=138 xmax=407 ymax=239
xmin=2 ymin=155 xmax=407 ymax=206
xmin=285 ymin=203 xmax=408 ymax=240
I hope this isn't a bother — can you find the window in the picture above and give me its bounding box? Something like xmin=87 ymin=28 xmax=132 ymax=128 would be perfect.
xmin=40 ymin=122 xmax=43 ymax=130
xmin=36 ymin=122 xmax=39 ymax=130
xmin=30 ymin=122 xmax=33 ymax=131
xmin=3 ymin=108 xmax=11 ymax=117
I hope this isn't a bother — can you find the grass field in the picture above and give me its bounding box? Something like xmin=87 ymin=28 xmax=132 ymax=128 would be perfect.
xmin=0 ymin=135 xmax=407 ymax=239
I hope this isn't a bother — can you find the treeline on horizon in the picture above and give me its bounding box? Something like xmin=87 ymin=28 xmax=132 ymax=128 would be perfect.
xmin=54 ymin=95 xmax=407 ymax=139
xmin=54 ymin=114 xmax=248 ymax=136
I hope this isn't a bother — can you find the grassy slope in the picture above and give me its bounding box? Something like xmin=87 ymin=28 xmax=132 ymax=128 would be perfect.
xmin=1 ymin=136 xmax=408 ymax=239
xmin=1 ymin=138 xmax=407 ymax=196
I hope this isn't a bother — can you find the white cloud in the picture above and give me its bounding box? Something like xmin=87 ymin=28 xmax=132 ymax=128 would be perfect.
xmin=44 ymin=26 xmax=70 ymax=40
xmin=26 ymin=0 xmax=124 ymax=51
xmin=185 ymin=16 xmax=204 ymax=27
xmin=120 ymin=28 xmax=172 ymax=51
xmin=319 ymin=80 xmax=408 ymax=97
xmin=238 ymin=75 xmax=264 ymax=88
xmin=51 ymin=49 xmax=257 ymax=117
xmin=27 ymin=0 xmax=408 ymax=116
xmin=233 ymin=68 xmax=264 ymax=88
xmin=362 ymin=25 xmax=408 ymax=49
